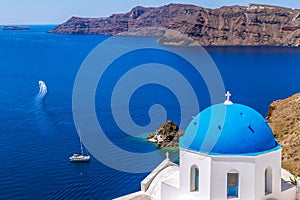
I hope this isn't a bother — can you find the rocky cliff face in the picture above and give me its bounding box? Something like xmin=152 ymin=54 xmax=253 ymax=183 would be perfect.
xmin=266 ymin=93 xmax=300 ymax=176
xmin=147 ymin=120 xmax=184 ymax=148
xmin=50 ymin=4 xmax=300 ymax=46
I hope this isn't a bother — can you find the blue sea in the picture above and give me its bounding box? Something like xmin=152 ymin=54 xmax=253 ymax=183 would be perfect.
xmin=0 ymin=25 xmax=300 ymax=199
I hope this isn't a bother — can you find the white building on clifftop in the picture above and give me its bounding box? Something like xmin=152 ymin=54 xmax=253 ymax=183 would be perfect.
xmin=116 ymin=92 xmax=297 ymax=200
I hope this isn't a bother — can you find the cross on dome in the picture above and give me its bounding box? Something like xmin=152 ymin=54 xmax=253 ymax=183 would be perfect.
xmin=224 ymin=91 xmax=233 ymax=105
xmin=225 ymin=91 xmax=231 ymax=101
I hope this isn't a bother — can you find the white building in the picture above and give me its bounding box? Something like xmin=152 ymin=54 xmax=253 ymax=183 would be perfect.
xmin=116 ymin=93 xmax=297 ymax=200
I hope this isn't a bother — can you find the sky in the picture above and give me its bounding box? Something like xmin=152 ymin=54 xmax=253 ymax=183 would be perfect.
xmin=1 ymin=0 xmax=300 ymax=25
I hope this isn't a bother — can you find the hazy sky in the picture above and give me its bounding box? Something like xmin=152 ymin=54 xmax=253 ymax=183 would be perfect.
xmin=1 ymin=0 xmax=300 ymax=25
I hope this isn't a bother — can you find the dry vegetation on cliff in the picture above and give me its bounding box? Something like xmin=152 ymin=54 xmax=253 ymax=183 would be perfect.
xmin=266 ymin=93 xmax=300 ymax=176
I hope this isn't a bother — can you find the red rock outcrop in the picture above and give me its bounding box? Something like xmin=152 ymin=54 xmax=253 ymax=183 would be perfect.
xmin=50 ymin=4 xmax=300 ymax=46
xmin=147 ymin=120 xmax=184 ymax=148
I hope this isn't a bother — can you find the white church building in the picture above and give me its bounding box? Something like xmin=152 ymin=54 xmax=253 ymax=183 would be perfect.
xmin=116 ymin=93 xmax=298 ymax=200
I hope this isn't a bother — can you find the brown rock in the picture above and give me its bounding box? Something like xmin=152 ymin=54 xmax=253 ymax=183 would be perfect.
xmin=266 ymin=93 xmax=300 ymax=176
xmin=50 ymin=4 xmax=300 ymax=46
xmin=147 ymin=120 xmax=184 ymax=148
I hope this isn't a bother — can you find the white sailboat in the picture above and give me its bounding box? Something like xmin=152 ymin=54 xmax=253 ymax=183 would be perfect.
xmin=70 ymin=139 xmax=90 ymax=163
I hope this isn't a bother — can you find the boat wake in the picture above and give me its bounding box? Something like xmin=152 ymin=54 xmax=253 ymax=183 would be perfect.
xmin=35 ymin=81 xmax=47 ymax=101
xmin=34 ymin=80 xmax=54 ymax=135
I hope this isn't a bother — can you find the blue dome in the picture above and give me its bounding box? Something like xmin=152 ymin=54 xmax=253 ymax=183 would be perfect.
xmin=180 ymin=103 xmax=280 ymax=155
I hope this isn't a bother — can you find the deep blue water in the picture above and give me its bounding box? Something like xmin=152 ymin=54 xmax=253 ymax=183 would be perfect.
xmin=0 ymin=25 xmax=300 ymax=199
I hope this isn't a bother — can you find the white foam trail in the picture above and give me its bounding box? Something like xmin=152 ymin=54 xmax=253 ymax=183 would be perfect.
xmin=34 ymin=80 xmax=54 ymax=136
xmin=35 ymin=80 xmax=47 ymax=101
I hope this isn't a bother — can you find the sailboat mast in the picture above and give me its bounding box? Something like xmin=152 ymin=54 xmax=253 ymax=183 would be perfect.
xmin=80 ymin=140 xmax=83 ymax=155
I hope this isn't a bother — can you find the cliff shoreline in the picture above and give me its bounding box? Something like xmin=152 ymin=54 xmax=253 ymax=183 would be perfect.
xmin=50 ymin=3 xmax=300 ymax=46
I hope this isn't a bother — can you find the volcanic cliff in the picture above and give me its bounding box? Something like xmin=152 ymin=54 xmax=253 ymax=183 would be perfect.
xmin=50 ymin=4 xmax=300 ymax=46
xmin=147 ymin=120 xmax=184 ymax=148
xmin=266 ymin=93 xmax=300 ymax=176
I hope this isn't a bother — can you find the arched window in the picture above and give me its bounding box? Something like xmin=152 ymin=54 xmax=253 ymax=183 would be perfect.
xmin=265 ymin=167 xmax=272 ymax=195
xmin=227 ymin=170 xmax=239 ymax=198
xmin=190 ymin=165 xmax=199 ymax=192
